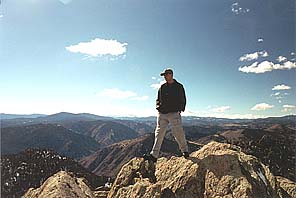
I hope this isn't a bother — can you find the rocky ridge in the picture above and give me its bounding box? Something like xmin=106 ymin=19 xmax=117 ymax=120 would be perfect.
xmin=196 ymin=125 xmax=296 ymax=181
xmin=22 ymin=141 xmax=296 ymax=198
xmin=108 ymin=141 xmax=295 ymax=197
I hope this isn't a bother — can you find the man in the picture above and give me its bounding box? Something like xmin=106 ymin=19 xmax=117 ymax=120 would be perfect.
xmin=143 ymin=68 xmax=189 ymax=162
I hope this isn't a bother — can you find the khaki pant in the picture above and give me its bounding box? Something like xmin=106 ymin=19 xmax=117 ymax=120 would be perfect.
xmin=150 ymin=112 xmax=189 ymax=158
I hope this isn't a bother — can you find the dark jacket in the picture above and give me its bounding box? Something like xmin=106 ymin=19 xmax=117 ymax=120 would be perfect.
xmin=156 ymin=79 xmax=186 ymax=114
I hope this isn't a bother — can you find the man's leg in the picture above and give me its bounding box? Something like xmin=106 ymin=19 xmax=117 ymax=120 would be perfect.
xmin=169 ymin=112 xmax=189 ymax=153
xmin=150 ymin=113 xmax=169 ymax=158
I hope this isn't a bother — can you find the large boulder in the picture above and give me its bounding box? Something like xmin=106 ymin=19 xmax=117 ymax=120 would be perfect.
xmin=23 ymin=171 xmax=95 ymax=198
xmin=108 ymin=141 xmax=296 ymax=198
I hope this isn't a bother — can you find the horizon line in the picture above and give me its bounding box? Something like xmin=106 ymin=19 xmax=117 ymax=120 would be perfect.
xmin=1 ymin=111 xmax=295 ymax=120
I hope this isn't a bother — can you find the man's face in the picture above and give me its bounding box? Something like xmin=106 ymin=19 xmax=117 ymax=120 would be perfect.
xmin=164 ymin=72 xmax=173 ymax=81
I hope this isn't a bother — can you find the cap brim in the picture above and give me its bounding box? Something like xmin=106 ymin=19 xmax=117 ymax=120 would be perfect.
xmin=160 ymin=72 xmax=165 ymax=76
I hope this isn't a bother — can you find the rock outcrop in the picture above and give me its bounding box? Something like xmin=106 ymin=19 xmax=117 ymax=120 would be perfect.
xmin=196 ymin=125 xmax=296 ymax=181
xmin=23 ymin=171 xmax=95 ymax=198
xmin=108 ymin=141 xmax=296 ymax=198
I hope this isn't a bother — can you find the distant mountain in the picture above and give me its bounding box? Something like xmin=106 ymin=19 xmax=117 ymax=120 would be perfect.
xmin=1 ymin=123 xmax=100 ymax=159
xmin=116 ymin=115 xmax=296 ymax=128
xmin=2 ymin=112 xmax=295 ymax=130
xmin=114 ymin=116 xmax=156 ymax=122
xmin=42 ymin=112 xmax=113 ymax=122
xmin=0 ymin=112 xmax=114 ymax=128
xmin=196 ymin=124 xmax=296 ymax=181
xmin=1 ymin=148 xmax=108 ymax=198
xmin=114 ymin=115 xmax=250 ymax=124
xmin=62 ymin=120 xmax=140 ymax=147
xmin=79 ymin=133 xmax=202 ymax=178
xmin=182 ymin=125 xmax=223 ymax=140
xmin=0 ymin=113 xmax=47 ymax=119
xmin=249 ymin=115 xmax=296 ymax=128
xmin=104 ymin=119 xmax=154 ymax=135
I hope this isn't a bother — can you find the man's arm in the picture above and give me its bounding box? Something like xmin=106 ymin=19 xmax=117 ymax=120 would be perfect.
xmin=179 ymin=85 xmax=186 ymax=112
xmin=156 ymin=88 xmax=161 ymax=110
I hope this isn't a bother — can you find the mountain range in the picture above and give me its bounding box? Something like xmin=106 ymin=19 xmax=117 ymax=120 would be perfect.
xmin=2 ymin=112 xmax=295 ymax=128
xmin=1 ymin=123 xmax=100 ymax=159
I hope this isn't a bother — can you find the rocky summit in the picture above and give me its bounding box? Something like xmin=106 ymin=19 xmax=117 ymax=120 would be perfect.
xmin=22 ymin=141 xmax=296 ymax=198
xmin=108 ymin=141 xmax=295 ymax=198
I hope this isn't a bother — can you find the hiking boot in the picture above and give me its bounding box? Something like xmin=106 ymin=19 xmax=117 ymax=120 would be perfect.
xmin=182 ymin=152 xmax=189 ymax=158
xmin=143 ymin=153 xmax=157 ymax=162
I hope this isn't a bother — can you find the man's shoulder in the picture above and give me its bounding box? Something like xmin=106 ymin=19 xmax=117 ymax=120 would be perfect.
xmin=174 ymin=79 xmax=183 ymax=87
xmin=159 ymin=82 xmax=166 ymax=88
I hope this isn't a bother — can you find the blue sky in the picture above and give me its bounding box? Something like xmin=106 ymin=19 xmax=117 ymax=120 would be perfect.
xmin=1 ymin=0 xmax=295 ymax=118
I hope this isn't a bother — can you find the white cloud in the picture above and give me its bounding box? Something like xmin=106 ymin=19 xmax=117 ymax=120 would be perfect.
xmin=272 ymin=84 xmax=291 ymax=90
xmin=239 ymin=51 xmax=268 ymax=62
xmin=216 ymin=113 xmax=263 ymax=119
xmin=276 ymin=56 xmax=287 ymax=63
xmin=99 ymin=88 xmax=137 ymax=99
xmin=150 ymin=80 xmax=166 ymax=90
xmin=274 ymin=92 xmax=280 ymax=96
xmin=99 ymin=88 xmax=136 ymax=99
xmin=274 ymin=61 xmax=296 ymax=70
xmin=271 ymin=90 xmax=291 ymax=103
xmin=251 ymin=103 xmax=274 ymax=111
xmin=131 ymin=96 xmax=149 ymax=101
xmin=184 ymin=109 xmax=266 ymax=119
xmin=257 ymin=38 xmax=264 ymax=42
xmin=101 ymin=105 xmax=155 ymax=117
xmin=66 ymin=38 xmax=127 ymax=57
xmin=282 ymin=105 xmax=296 ymax=112
xmin=261 ymin=51 xmax=269 ymax=57
xmin=206 ymin=105 xmax=212 ymax=109
xmin=0 ymin=99 xmax=274 ymax=119
xmin=231 ymin=2 xmax=250 ymax=15
xmin=211 ymin=106 xmax=231 ymax=113
xmin=59 ymin=0 xmax=72 ymax=4
xmin=238 ymin=61 xmax=271 ymax=73
xmin=97 ymin=88 xmax=148 ymax=101
xmin=238 ymin=60 xmax=296 ymax=73
xmin=151 ymin=76 xmax=156 ymax=80
xmin=0 ymin=15 xmax=3 ymax=18
xmin=0 ymin=99 xmax=157 ymax=117
xmin=291 ymin=52 xmax=295 ymax=56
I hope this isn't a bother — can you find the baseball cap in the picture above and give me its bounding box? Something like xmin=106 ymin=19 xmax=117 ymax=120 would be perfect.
xmin=160 ymin=68 xmax=173 ymax=76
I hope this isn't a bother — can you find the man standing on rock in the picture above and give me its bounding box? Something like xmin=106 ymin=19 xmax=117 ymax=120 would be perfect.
xmin=143 ymin=68 xmax=189 ymax=162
